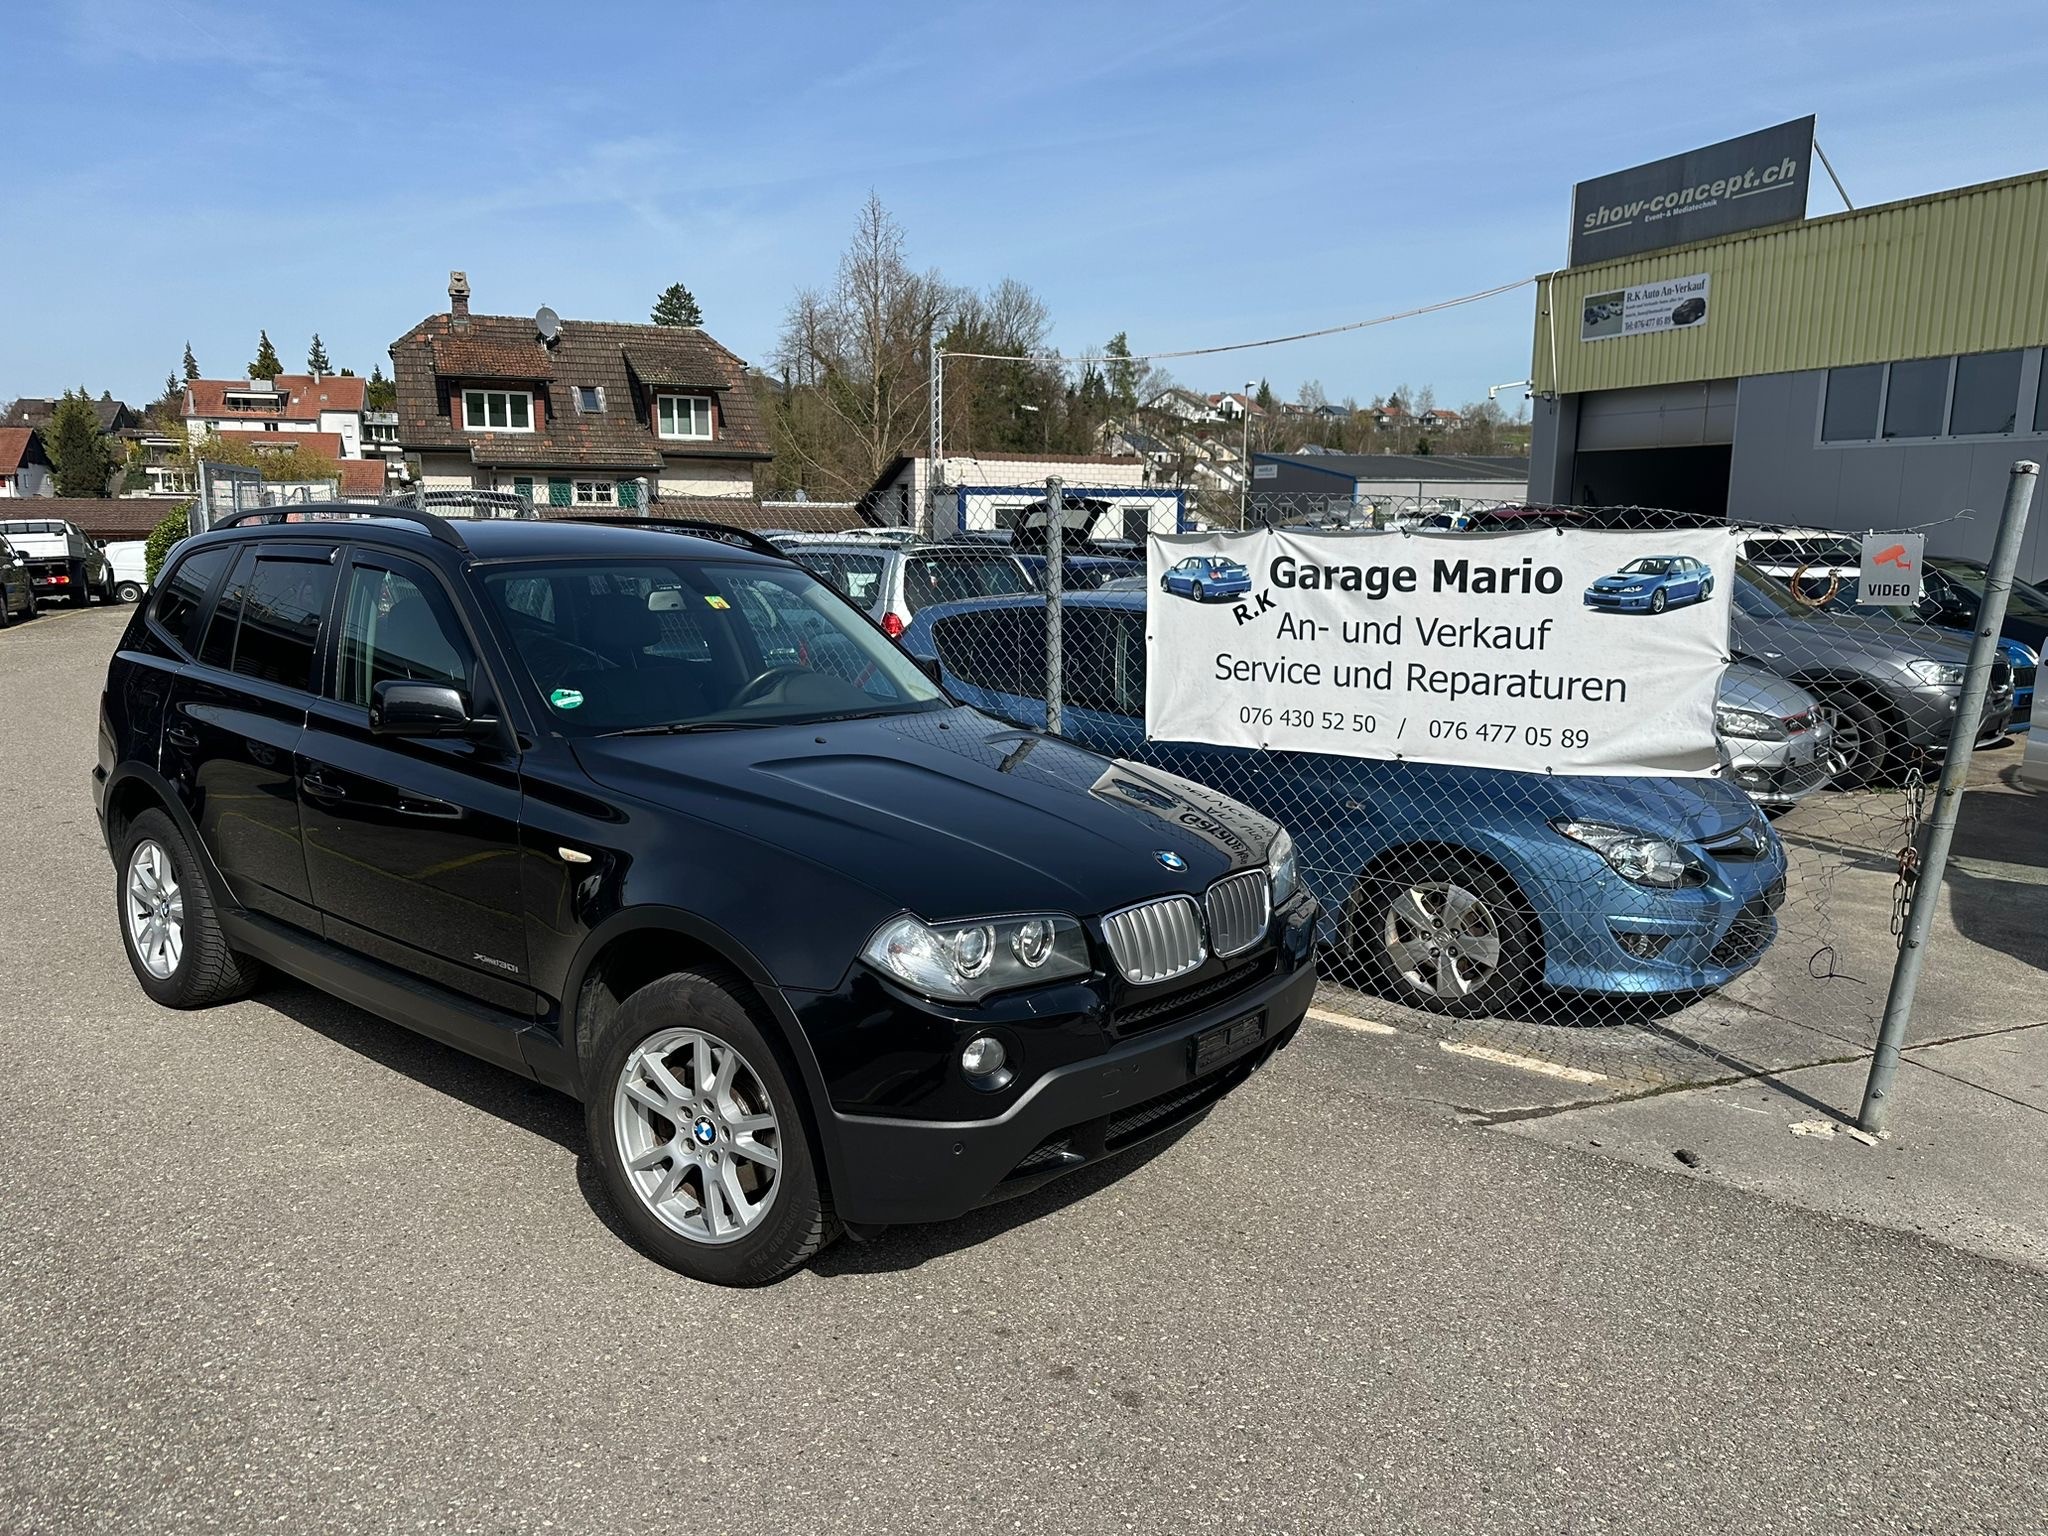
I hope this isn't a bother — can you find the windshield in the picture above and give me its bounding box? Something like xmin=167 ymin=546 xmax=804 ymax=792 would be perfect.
xmin=1619 ymin=558 xmax=1673 ymax=575
xmin=480 ymin=558 xmax=947 ymax=735
xmin=1928 ymin=558 xmax=2048 ymax=619
xmin=1733 ymin=563 xmax=1814 ymax=618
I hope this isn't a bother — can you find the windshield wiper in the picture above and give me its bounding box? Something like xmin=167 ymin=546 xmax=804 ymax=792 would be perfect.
xmin=598 ymin=720 xmax=780 ymax=737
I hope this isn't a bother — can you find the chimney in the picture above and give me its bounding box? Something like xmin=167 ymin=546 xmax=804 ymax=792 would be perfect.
xmin=449 ymin=270 xmax=471 ymax=331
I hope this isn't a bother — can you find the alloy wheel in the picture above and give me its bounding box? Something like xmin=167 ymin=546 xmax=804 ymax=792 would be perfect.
xmin=125 ymin=839 xmax=185 ymax=979
xmin=613 ymin=1027 xmax=783 ymax=1245
xmin=1382 ymin=880 xmax=1502 ymax=1002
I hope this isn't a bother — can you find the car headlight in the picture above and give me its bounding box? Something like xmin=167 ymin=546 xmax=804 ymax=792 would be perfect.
xmin=1552 ymin=820 xmax=1703 ymax=888
xmin=1266 ymin=828 xmax=1300 ymax=908
xmin=862 ymin=912 xmax=1090 ymax=1002
xmin=1623 ymin=583 xmax=1647 ymax=593
xmin=1906 ymin=659 xmax=1966 ymax=688
xmin=1715 ymin=705 xmax=1788 ymax=741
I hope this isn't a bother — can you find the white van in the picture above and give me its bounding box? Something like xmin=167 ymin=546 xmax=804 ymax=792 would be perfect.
xmin=104 ymin=540 xmax=150 ymax=604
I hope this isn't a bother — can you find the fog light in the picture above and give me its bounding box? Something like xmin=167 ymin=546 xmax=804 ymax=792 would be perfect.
xmin=1614 ymin=931 xmax=1673 ymax=960
xmin=961 ymin=1035 xmax=1006 ymax=1077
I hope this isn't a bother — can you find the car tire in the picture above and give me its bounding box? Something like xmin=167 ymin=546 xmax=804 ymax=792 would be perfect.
xmin=117 ymin=807 xmax=262 ymax=1008
xmin=1193 ymin=581 xmax=1207 ymax=602
xmin=1650 ymin=589 xmax=1667 ymax=614
xmin=1351 ymin=852 xmax=1538 ymax=1018
xmin=70 ymin=562 xmax=91 ymax=607
xmin=588 ymin=967 xmax=837 ymax=1286
xmin=1823 ymin=692 xmax=1889 ymax=789
xmin=1701 ymin=574 xmax=1714 ymax=599
xmin=115 ymin=581 xmax=143 ymax=604
xmin=0 ymin=590 xmax=10 ymax=629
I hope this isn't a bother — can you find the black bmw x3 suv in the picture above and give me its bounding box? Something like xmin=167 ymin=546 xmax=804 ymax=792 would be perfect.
xmin=95 ymin=507 xmax=1317 ymax=1284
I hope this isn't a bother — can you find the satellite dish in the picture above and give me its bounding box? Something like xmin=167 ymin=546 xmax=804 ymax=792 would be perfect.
xmin=535 ymin=306 xmax=561 ymax=343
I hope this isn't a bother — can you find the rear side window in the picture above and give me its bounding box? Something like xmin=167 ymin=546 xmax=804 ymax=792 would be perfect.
xmin=198 ymin=550 xmax=252 ymax=669
xmin=794 ymin=551 xmax=887 ymax=607
xmin=931 ymin=608 xmax=1045 ymax=697
xmin=231 ymin=558 xmax=335 ymax=690
xmin=151 ymin=545 xmax=233 ymax=656
xmin=903 ymin=555 xmax=1032 ymax=614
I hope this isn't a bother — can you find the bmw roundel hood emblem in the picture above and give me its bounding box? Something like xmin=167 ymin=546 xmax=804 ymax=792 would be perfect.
xmin=1156 ymin=850 xmax=1187 ymax=872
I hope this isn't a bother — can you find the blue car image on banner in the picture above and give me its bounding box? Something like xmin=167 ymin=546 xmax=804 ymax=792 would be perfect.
xmin=1584 ymin=554 xmax=1715 ymax=614
xmin=1160 ymin=555 xmax=1253 ymax=603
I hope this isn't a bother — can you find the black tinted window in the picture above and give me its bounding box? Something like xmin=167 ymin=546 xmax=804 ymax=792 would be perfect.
xmin=231 ymin=558 xmax=334 ymax=691
xmin=1949 ymin=350 xmax=2021 ymax=435
xmin=902 ymin=554 xmax=1032 ymax=613
xmin=151 ymin=545 xmax=232 ymax=655
xmin=198 ymin=549 xmax=252 ymax=669
xmin=1882 ymin=358 xmax=1949 ymax=439
xmin=1821 ymin=365 xmax=1882 ymax=442
xmin=334 ymin=565 xmax=475 ymax=708
xmin=930 ymin=607 xmax=1045 ymax=697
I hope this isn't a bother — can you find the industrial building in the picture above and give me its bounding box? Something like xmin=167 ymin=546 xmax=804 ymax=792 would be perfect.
xmin=1529 ymin=164 xmax=2048 ymax=569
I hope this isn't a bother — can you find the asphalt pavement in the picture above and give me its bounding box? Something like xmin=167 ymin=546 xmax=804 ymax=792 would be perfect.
xmin=3 ymin=606 xmax=2045 ymax=1535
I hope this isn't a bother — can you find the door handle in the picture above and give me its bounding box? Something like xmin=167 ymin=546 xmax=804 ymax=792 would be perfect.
xmin=300 ymin=769 xmax=348 ymax=801
xmin=165 ymin=725 xmax=199 ymax=751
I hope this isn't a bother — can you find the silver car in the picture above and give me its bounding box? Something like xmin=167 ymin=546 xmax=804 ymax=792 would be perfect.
xmin=1717 ymin=662 xmax=1843 ymax=808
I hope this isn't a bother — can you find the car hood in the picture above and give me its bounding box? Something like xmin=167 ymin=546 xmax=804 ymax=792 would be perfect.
xmin=569 ymin=706 xmax=1279 ymax=921
xmin=1548 ymin=771 xmax=1759 ymax=843
xmin=1589 ymin=573 xmax=1653 ymax=589
xmin=1718 ymin=661 xmax=1817 ymax=717
xmin=1735 ymin=607 xmax=1974 ymax=667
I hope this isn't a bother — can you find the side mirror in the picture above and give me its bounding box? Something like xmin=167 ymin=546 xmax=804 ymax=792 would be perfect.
xmin=915 ymin=655 xmax=946 ymax=689
xmin=371 ymin=679 xmax=484 ymax=738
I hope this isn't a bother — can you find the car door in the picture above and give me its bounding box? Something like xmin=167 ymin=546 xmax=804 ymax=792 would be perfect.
xmin=296 ymin=549 xmax=533 ymax=1035
xmin=160 ymin=543 xmax=335 ymax=930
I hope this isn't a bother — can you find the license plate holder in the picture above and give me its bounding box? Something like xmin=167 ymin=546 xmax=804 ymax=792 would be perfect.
xmin=1190 ymin=1009 xmax=1266 ymax=1075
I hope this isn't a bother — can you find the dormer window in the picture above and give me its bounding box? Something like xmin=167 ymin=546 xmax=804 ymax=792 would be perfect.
xmin=657 ymin=394 xmax=713 ymax=441
xmin=463 ymin=389 xmax=533 ymax=432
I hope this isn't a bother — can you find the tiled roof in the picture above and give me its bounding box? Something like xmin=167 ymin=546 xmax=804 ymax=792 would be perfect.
xmin=0 ymin=428 xmax=33 ymax=472
xmin=338 ymin=459 xmax=388 ymax=497
xmin=390 ymin=310 xmax=770 ymax=474
xmin=6 ymin=498 xmax=185 ymax=540
xmin=186 ymin=374 xmax=368 ymax=422
xmin=2 ymin=397 xmax=138 ymax=433
xmin=536 ymin=495 xmax=869 ymax=533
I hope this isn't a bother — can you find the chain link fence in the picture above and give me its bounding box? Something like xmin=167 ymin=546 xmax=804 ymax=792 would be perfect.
xmin=749 ymin=482 xmax=2022 ymax=1090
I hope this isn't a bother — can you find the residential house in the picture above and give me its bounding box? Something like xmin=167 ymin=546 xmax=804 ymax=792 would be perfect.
xmin=859 ymin=450 xmax=1183 ymax=541
xmin=1369 ymin=401 xmax=1412 ymax=430
xmin=2 ymin=394 xmax=141 ymax=436
xmin=184 ymin=372 xmax=369 ymax=459
xmin=1206 ymin=392 xmax=1264 ymax=422
xmin=1419 ymin=407 xmax=1464 ymax=432
xmin=0 ymin=428 xmax=54 ymax=497
xmin=116 ymin=425 xmax=195 ymax=499
xmin=388 ymin=271 xmax=771 ymax=511
xmin=1142 ymin=387 xmax=1221 ymax=424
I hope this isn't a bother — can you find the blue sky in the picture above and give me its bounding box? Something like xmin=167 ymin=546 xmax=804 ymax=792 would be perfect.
xmin=5 ymin=0 xmax=2048 ymax=419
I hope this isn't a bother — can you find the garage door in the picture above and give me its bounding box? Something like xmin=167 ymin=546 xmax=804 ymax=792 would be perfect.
xmin=1576 ymin=379 xmax=1738 ymax=451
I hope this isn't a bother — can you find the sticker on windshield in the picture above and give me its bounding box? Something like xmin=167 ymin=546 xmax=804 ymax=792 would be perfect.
xmin=704 ymin=594 xmax=731 ymax=610
xmin=549 ymin=688 xmax=584 ymax=710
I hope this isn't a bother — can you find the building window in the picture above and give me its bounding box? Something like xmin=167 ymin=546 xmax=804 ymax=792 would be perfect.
xmin=1882 ymin=358 xmax=1949 ymax=440
xmin=574 ymin=385 xmax=604 ymax=414
xmin=1949 ymin=350 xmax=2022 ymax=436
xmin=1821 ymin=365 xmax=1883 ymax=442
xmin=657 ymin=394 xmax=713 ymax=440
xmin=462 ymin=389 xmax=533 ymax=432
xmin=573 ymin=480 xmax=615 ymax=506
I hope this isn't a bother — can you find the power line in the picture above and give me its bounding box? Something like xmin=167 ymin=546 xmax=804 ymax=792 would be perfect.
xmin=936 ymin=274 xmax=1537 ymax=370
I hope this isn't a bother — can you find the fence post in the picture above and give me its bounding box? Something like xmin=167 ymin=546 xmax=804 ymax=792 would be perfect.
xmin=1858 ymin=459 xmax=2039 ymax=1134
xmin=1045 ymin=476 xmax=1064 ymax=737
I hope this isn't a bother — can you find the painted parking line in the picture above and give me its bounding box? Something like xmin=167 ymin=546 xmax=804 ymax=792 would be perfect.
xmin=1305 ymin=1005 xmax=1398 ymax=1036
xmin=1438 ymin=1040 xmax=1608 ymax=1084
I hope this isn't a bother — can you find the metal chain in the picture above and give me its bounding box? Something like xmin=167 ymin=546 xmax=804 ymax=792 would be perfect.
xmin=1890 ymin=767 xmax=1928 ymax=942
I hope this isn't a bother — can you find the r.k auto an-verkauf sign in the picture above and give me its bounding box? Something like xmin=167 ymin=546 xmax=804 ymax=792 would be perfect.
xmin=1570 ymin=116 xmax=1814 ymax=267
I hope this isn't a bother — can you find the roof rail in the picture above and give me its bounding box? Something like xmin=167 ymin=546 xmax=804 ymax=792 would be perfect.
xmin=209 ymin=502 xmax=469 ymax=551
xmin=556 ymin=515 xmax=789 ymax=560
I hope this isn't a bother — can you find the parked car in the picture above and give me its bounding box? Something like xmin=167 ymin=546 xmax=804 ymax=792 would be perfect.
xmin=1016 ymin=553 xmax=1145 ymax=591
xmin=1671 ymin=296 xmax=1708 ymax=326
xmin=1159 ymin=555 xmax=1253 ymax=602
xmin=96 ymin=507 xmax=1317 ymax=1284
xmin=783 ymin=539 xmax=1036 ymax=636
xmin=1583 ymin=555 xmax=1715 ymax=614
xmin=1884 ymin=557 xmax=2044 ymax=727
xmin=104 ymin=539 xmax=150 ymax=604
xmin=1716 ymin=663 xmax=1842 ymax=808
xmin=0 ymin=516 xmax=113 ymax=605
xmin=1732 ymin=565 xmax=2012 ymax=786
xmin=0 ymin=533 xmax=38 ymax=626
xmin=901 ymin=592 xmax=1789 ymax=1016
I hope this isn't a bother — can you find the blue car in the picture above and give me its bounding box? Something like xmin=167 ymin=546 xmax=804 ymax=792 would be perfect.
xmin=1160 ymin=555 xmax=1253 ymax=603
xmin=902 ymin=592 xmax=1787 ymax=1017
xmin=1584 ymin=555 xmax=1715 ymax=614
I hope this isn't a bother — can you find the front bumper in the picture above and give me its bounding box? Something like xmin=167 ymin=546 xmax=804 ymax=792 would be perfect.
xmin=823 ymin=900 xmax=1318 ymax=1226
xmin=1723 ymin=719 xmax=1845 ymax=806
xmin=1583 ymin=588 xmax=1653 ymax=612
xmin=1541 ymin=846 xmax=1788 ymax=995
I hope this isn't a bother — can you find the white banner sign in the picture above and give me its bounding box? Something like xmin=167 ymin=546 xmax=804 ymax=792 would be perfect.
xmin=1145 ymin=528 xmax=1736 ymax=776
xmin=1580 ymin=272 xmax=1711 ymax=341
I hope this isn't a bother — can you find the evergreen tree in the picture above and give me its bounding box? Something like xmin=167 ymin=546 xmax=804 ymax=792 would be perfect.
xmin=249 ymin=330 xmax=282 ymax=380
xmin=1254 ymin=379 xmax=1275 ymax=412
xmin=45 ymin=388 xmax=115 ymax=497
xmin=307 ymin=333 xmax=332 ymax=374
xmin=182 ymin=341 xmax=200 ymax=381
xmin=1103 ymin=332 xmax=1140 ymax=413
xmin=651 ymin=282 xmax=704 ymax=327
xmin=366 ymin=364 xmax=396 ymax=411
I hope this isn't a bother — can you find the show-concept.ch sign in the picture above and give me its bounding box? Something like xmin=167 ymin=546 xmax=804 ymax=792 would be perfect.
xmin=1580 ymin=273 xmax=1710 ymax=342
xmin=1146 ymin=528 xmax=1736 ymax=776
xmin=1570 ymin=116 xmax=1813 ymax=267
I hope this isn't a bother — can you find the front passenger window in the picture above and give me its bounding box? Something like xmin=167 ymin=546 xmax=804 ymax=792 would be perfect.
xmin=333 ymin=566 xmax=475 ymax=709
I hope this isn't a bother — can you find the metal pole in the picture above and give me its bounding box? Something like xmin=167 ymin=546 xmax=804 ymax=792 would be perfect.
xmin=1045 ymin=476 xmax=1064 ymax=738
xmin=1240 ymin=381 xmax=1253 ymax=529
xmin=926 ymin=342 xmax=944 ymax=540
xmin=1813 ymin=139 xmax=1854 ymax=211
xmin=1858 ymin=460 xmax=2038 ymax=1134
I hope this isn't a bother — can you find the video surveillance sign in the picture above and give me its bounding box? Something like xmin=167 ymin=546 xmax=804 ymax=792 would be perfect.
xmin=1858 ymin=533 xmax=1924 ymax=606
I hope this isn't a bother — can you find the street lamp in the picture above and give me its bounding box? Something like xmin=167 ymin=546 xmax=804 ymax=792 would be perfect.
xmin=1019 ymin=401 xmax=1048 ymax=451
